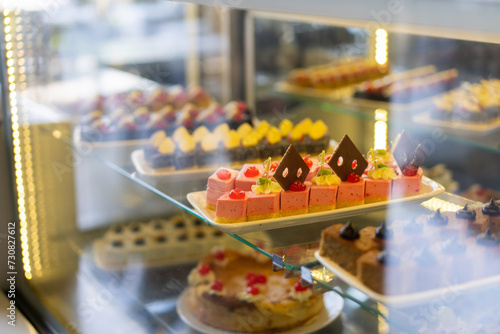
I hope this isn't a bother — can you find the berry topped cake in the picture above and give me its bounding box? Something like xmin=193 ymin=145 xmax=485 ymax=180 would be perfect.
xmin=186 ymin=249 xmax=324 ymax=333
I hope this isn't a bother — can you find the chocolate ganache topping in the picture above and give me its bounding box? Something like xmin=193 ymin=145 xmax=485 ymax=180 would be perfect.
xmin=403 ymin=217 xmax=423 ymax=234
xmin=375 ymin=220 xmax=393 ymax=239
xmin=339 ymin=221 xmax=360 ymax=240
xmin=427 ymin=209 xmax=448 ymax=226
xmin=441 ymin=236 xmax=466 ymax=254
xmin=477 ymin=228 xmax=500 ymax=247
xmin=413 ymin=247 xmax=437 ymax=266
xmin=377 ymin=251 xmax=400 ymax=266
xmin=456 ymin=204 xmax=476 ymax=221
xmin=482 ymin=198 xmax=500 ymax=217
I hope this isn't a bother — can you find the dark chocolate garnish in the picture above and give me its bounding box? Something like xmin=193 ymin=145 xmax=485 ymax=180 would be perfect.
xmin=413 ymin=247 xmax=437 ymax=266
xmin=427 ymin=209 xmax=448 ymax=226
xmin=213 ymin=230 xmax=223 ymax=237
xmin=195 ymin=231 xmax=205 ymax=239
xmin=153 ymin=223 xmax=163 ymax=230
xmin=134 ymin=238 xmax=146 ymax=246
xmin=113 ymin=226 xmax=123 ymax=234
xmin=130 ymin=224 xmax=141 ymax=232
xmin=177 ymin=233 xmax=188 ymax=241
xmin=375 ymin=220 xmax=393 ymax=239
xmin=193 ymin=219 xmax=203 ymax=226
xmin=339 ymin=221 xmax=360 ymax=240
xmin=441 ymin=236 xmax=466 ymax=254
xmin=392 ymin=130 xmax=415 ymax=171
xmin=156 ymin=235 xmax=167 ymax=243
xmin=327 ymin=134 xmax=368 ymax=181
xmin=456 ymin=204 xmax=476 ymax=221
xmin=273 ymin=144 xmax=310 ymax=191
xmin=482 ymin=198 xmax=500 ymax=217
xmin=377 ymin=251 xmax=400 ymax=266
xmin=403 ymin=217 xmax=423 ymax=234
xmin=477 ymin=228 xmax=500 ymax=247
xmin=410 ymin=144 xmax=426 ymax=168
xmin=175 ymin=221 xmax=186 ymax=229
xmin=111 ymin=240 xmax=123 ymax=248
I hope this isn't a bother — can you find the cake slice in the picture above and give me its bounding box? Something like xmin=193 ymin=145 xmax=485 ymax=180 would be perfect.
xmin=215 ymin=189 xmax=247 ymax=224
xmin=281 ymin=181 xmax=311 ymax=217
xmin=336 ymin=176 xmax=366 ymax=209
xmin=206 ymin=168 xmax=239 ymax=209
xmin=319 ymin=221 xmax=380 ymax=274
xmin=309 ymin=168 xmax=340 ymax=213
xmin=357 ymin=250 xmax=406 ymax=295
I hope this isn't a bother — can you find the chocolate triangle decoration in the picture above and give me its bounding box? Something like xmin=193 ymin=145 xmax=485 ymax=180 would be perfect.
xmin=273 ymin=144 xmax=310 ymax=191
xmin=327 ymin=134 xmax=368 ymax=182
xmin=392 ymin=130 xmax=426 ymax=171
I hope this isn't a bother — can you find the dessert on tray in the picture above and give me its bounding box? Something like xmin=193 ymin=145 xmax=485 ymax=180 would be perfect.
xmin=202 ymin=130 xmax=433 ymax=223
xmin=185 ymin=248 xmax=324 ymax=333
xmin=142 ymin=117 xmax=330 ymax=171
xmin=319 ymin=199 xmax=500 ymax=295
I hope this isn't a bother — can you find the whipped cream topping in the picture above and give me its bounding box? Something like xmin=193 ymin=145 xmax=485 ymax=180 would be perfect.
xmin=290 ymin=288 xmax=313 ymax=302
xmin=237 ymin=290 xmax=264 ymax=303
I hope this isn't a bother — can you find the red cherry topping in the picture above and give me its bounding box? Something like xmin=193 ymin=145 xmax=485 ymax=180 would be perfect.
xmin=270 ymin=162 xmax=279 ymax=172
xmin=245 ymin=272 xmax=256 ymax=280
xmin=229 ymin=189 xmax=246 ymax=200
xmin=246 ymin=275 xmax=257 ymax=287
xmin=403 ymin=165 xmax=418 ymax=177
xmin=256 ymin=274 xmax=267 ymax=284
xmin=303 ymin=155 xmax=313 ymax=168
xmin=294 ymin=281 xmax=308 ymax=292
xmin=347 ymin=173 xmax=360 ymax=183
xmin=290 ymin=181 xmax=306 ymax=192
xmin=236 ymin=101 xmax=247 ymax=111
xmin=211 ymin=279 xmax=224 ymax=292
xmin=216 ymin=169 xmax=231 ymax=180
xmin=244 ymin=166 xmax=260 ymax=178
xmin=215 ymin=250 xmax=225 ymax=261
xmin=198 ymin=264 xmax=211 ymax=276
xmin=247 ymin=285 xmax=260 ymax=296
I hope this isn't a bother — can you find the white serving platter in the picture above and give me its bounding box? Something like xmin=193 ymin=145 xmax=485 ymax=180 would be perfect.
xmin=186 ymin=176 xmax=445 ymax=234
xmin=315 ymin=250 xmax=500 ymax=307
xmin=176 ymin=289 xmax=344 ymax=334
xmin=413 ymin=111 xmax=500 ymax=135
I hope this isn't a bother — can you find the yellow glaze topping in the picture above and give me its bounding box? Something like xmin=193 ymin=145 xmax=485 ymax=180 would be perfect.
xmin=242 ymin=131 xmax=259 ymax=148
xmin=177 ymin=134 xmax=195 ymax=153
xmin=289 ymin=125 xmax=303 ymax=141
xmin=213 ymin=123 xmax=230 ymax=142
xmin=297 ymin=118 xmax=313 ymax=134
xmin=256 ymin=120 xmax=271 ymax=140
xmin=237 ymin=122 xmax=253 ymax=138
xmin=251 ymin=181 xmax=282 ymax=194
xmin=266 ymin=126 xmax=282 ymax=145
xmin=192 ymin=126 xmax=210 ymax=144
xmin=172 ymin=126 xmax=189 ymax=143
xmin=309 ymin=120 xmax=328 ymax=140
xmin=201 ymin=133 xmax=218 ymax=152
xmin=158 ymin=137 xmax=175 ymax=155
xmin=279 ymin=119 xmax=293 ymax=137
xmin=368 ymin=167 xmax=398 ymax=180
xmin=224 ymin=130 xmax=240 ymax=149
xmin=150 ymin=130 xmax=166 ymax=147
xmin=311 ymin=174 xmax=340 ymax=186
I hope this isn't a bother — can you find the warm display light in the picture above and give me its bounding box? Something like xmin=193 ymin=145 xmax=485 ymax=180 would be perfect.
xmin=374 ymin=109 xmax=388 ymax=150
xmin=375 ymin=29 xmax=388 ymax=65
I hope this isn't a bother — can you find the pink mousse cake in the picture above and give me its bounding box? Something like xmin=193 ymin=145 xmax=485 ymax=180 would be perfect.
xmin=215 ymin=189 xmax=247 ymax=224
xmin=337 ymin=177 xmax=366 ymax=209
xmin=235 ymin=164 xmax=266 ymax=191
xmin=365 ymin=178 xmax=392 ymax=204
xmin=392 ymin=167 xmax=423 ymax=198
xmin=246 ymin=192 xmax=280 ymax=221
xmin=206 ymin=168 xmax=239 ymax=208
xmin=281 ymin=181 xmax=311 ymax=217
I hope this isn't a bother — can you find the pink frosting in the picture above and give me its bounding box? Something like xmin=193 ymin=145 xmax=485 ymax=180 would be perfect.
xmin=281 ymin=183 xmax=311 ymax=211
xmin=215 ymin=193 xmax=247 ymax=219
xmin=206 ymin=188 xmax=227 ymax=207
xmin=392 ymin=167 xmax=423 ymax=196
xmin=207 ymin=168 xmax=239 ymax=192
xmin=246 ymin=192 xmax=280 ymax=216
xmin=309 ymin=184 xmax=338 ymax=206
xmin=337 ymin=179 xmax=366 ymax=202
xmin=235 ymin=164 xmax=273 ymax=191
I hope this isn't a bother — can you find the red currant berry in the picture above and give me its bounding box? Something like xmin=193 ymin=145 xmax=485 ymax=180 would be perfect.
xmin=289 ymin=181 xmax=306 ymax=192
xmin=247 ymin=285 xmax=260 ymax=296
xmin=198 ymin=264 xmax=211 ymax=276
xmin=216 ymin=169 xmax=231 ymax=180
xmin=303 ymin=155 xmax=313 ymax=168
xmin=229 ymin=189 xmax=246 ymax=200
xmin=294 ymin=281 xmax=308 ymax=292
xmin=215 ymin=250 xmax=225 ymax=261
xmin=211 ymin=279 xmax=224 ymax=291
xmin=245 ymin=272 xmax=256 ymax=280
xmin=403 ymin=165 xmax=418 ymax=177
xmin=347 ymin=173 xmax=360 ymax=183
xmin=244 ymin=166 xmax=260 ymax=178
xmin=256 ymin=274 xmax=267 ymax=284
xmin=246 ymin=276 xmax=257 ymax=287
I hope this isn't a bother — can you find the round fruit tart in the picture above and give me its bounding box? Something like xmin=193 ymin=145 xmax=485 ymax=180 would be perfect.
xmin=186 ymin=249 xmax=324 ymax=333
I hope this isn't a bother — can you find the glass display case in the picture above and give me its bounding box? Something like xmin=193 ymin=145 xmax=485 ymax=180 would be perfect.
xmin=2 ymin=0 xmax=500 ymax=333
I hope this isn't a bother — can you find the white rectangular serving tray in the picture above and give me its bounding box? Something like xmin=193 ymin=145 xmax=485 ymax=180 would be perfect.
xmin=315 ymin=250 xmax=500 ymax=307
xmin=186 ymin=176 xmax=444 ymax=234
